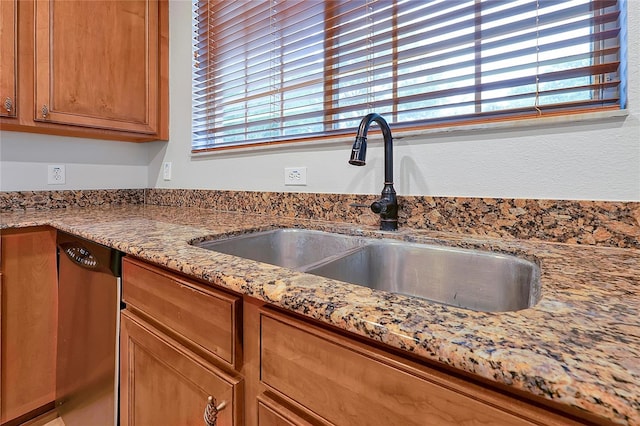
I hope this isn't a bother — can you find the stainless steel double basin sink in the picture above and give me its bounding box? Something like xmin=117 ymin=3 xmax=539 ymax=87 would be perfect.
xmin=193 ymin=228 xmax=540 ymax=312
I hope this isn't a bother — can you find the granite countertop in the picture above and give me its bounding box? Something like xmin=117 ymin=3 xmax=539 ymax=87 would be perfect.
xmin=1 ymin=204 xmax=638 ymax=425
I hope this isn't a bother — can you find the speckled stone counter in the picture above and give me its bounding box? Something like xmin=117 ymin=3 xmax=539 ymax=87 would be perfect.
xmin=3 ymin=189 xmax=639 ymax=248
xmin=1 ymin=204 xmax=638 ymax=425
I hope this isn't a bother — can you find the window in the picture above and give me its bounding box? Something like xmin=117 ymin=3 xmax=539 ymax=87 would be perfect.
xmin=193 ymin=0 xmax=625 ymax=152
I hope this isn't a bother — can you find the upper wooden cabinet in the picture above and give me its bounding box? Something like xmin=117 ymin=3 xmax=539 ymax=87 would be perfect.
xmin=0 ymin=0 xmax=16 ymax=118
xmin=0 ymin=0 xmax=168 ymax=142
xmin=35 ymin=0 xmax=160 ymax=135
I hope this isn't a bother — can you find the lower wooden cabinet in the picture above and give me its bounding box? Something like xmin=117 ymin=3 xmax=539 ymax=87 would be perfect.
xmin=0 ymin=227 xmax=57 ymax=424
xmin=121 ymin=257 xmax=596 ymax=426
xmin=259 ymin=309 xmax=584 ymax=426
xmin=120 ymin=256 xmax=244 ymax=426
xmin=119 ymin=311 xmax=243 ymax=426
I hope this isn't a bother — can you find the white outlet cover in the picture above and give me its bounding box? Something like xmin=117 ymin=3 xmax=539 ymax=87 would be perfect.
xmin=284 ymin=167 xmax=307 ymax=185
xmin=163 ymin=162 xmax=172 ymax=181
xmin=47 ymin=165 xmax=66 ymax=185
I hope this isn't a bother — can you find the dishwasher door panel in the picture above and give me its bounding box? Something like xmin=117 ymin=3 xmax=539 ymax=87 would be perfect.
xmin=56 ymin=235 xmax=121 ymax=426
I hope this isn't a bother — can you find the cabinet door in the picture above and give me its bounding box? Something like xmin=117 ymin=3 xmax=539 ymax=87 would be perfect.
xmin=34 ymin=0 xmax=159 ymax=134
xmin=0 ymin=227 xmax=57 ymax=423
xmin=120 ymin=311 xmax=243 ymax=426
xmin=0 ymin=0 xmax=16 ymax=118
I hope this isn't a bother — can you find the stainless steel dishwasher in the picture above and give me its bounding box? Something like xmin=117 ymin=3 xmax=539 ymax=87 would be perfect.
xmin=56 ymin=232 xmax=124 ymax=426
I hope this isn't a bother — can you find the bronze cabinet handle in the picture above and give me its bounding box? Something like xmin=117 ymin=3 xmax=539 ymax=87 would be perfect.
xmin=203 ymin=396 xmax=226 ymax=426
xmin=42 ymin=104 xmax=49 ymax=118
xmin=4 ymin=97 xmax=12 ymax=113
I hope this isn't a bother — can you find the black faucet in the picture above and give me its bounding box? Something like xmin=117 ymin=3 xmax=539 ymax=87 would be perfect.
xmin=349 ymin=113 xmax=398 ymax=231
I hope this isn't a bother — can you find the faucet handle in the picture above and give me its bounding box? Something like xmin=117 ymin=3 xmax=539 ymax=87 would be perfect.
xmin=370 ymin=200 xmax=386 ymax=214
xmin=351 ymin=201 xmax=390 ymax=214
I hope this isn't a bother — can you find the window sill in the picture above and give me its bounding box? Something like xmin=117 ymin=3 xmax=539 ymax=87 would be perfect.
xmin=191 ymin=108 xmax=629 ymax=158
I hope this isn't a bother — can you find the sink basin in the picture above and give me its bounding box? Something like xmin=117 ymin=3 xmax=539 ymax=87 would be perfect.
xmin=193 ymin=228 xmax=540 ymax=312
xmin=306 ymin=241 xmax=540 ymax=312
xmin=193 ymin=228 xmax=366 ymax=269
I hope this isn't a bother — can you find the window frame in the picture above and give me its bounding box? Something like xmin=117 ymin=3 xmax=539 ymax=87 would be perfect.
xmin=192 ymin=0 xmax=626 ymax=153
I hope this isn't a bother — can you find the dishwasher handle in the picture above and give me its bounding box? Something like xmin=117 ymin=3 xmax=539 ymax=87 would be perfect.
xmin=58 ymin=237 xmax=123 ymax=277
xmin=61 ymin=244 xmax=100 ymax=269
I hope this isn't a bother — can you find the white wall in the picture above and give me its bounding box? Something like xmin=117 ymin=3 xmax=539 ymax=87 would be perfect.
xmin=2 ymin=0 xmax=639 ymax=201
xmin=0 ymin=131 xmax=164 ymax=191
xmin=153 ymin=0 xmax=640 ymax=201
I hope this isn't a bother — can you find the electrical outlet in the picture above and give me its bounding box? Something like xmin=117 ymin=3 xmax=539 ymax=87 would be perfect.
xmin=47 ymin=165 xmax=66 ymax=185
xmin=163 ymin=162 xmax=172 ymax=181
xmin=284 ymin=167 xmax=307 ymax=186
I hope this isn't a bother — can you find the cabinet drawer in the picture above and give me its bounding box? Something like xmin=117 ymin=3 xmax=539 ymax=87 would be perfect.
xmin=123 ymin=257 xmax=240 ymax=367
xmin=120 ymin=311 xmax=242 ymax=426
xmin=257 ymin=394 xmax=321 ymax=426
xmin=261 ymin=311 xmax=544 ymax=426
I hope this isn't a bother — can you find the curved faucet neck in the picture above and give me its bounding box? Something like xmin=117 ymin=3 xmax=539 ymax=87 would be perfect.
xmin=355 ymin=113 xmax=394 ymax=184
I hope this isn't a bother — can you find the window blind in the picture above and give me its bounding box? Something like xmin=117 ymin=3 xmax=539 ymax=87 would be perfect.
xmin=193 ymin=0 xmax=624 ymax=151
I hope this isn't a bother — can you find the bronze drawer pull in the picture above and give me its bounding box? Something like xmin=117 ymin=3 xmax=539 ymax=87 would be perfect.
xmin=204 ymin=396 xmax=226 ymax=426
